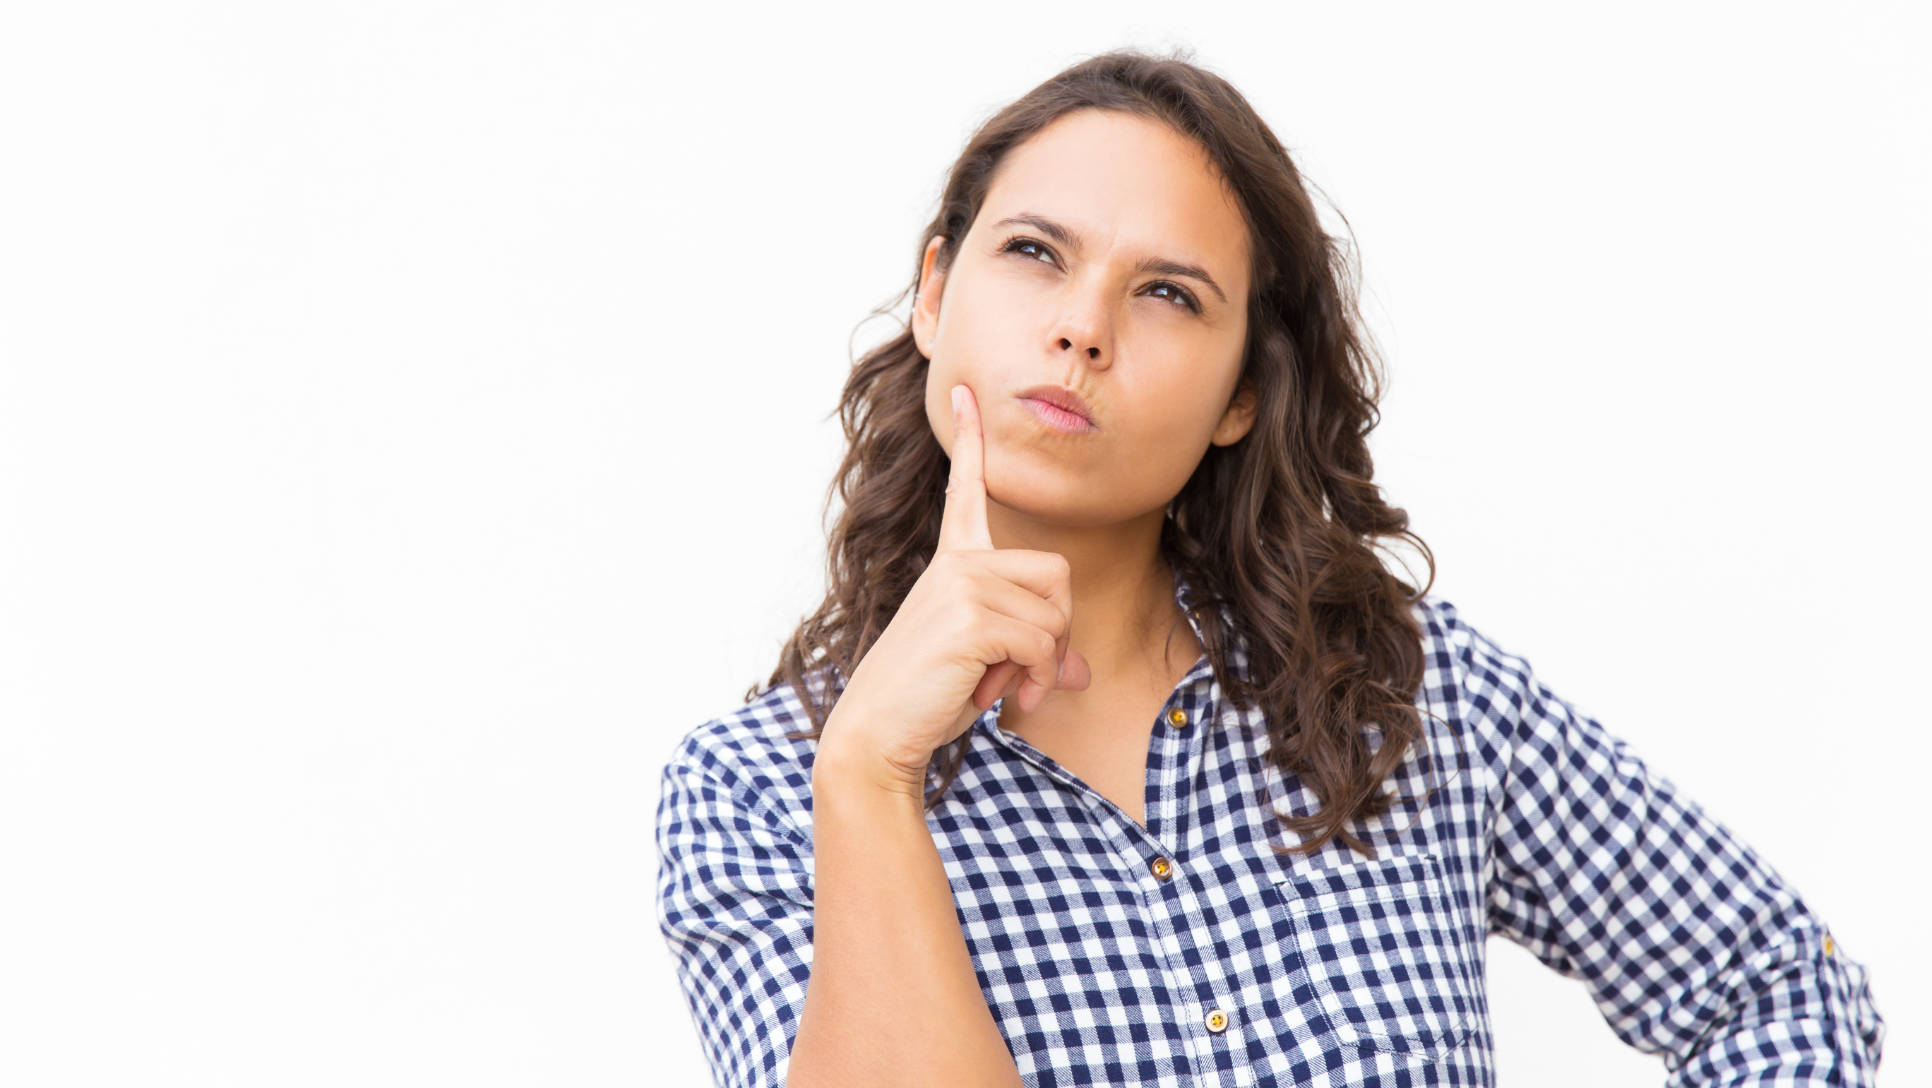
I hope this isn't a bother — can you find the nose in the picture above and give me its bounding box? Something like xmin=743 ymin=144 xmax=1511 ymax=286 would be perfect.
xmin=1050 ymin=287 xmax=1112 ymax=372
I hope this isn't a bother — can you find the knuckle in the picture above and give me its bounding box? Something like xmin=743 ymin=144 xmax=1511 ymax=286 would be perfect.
xmin=950 ymin=598 xmax=979 ymax=634
xmin=943 ymin=552 xmax=977 ymax=583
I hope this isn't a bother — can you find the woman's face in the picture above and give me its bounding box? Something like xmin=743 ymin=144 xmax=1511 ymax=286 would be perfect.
xmin=913 ymin=108 xmax=1257 ymax=529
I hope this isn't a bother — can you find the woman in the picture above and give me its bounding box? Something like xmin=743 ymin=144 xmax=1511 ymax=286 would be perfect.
xmin=655 ymin=48 xmax=1885 ymax=1087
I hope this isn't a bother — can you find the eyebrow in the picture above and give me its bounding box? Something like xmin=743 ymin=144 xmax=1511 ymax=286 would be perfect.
xmin=989 ymin=212 xmax=1229 ymax=305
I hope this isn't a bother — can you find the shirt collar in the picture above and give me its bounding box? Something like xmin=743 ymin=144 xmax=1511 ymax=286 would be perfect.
xmin=1174 ymin=564 xmax=1253 ymax=691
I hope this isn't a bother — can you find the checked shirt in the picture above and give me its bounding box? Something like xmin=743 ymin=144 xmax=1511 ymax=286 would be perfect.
xmin=655 ymin=571 xmax=1885 ymax=1086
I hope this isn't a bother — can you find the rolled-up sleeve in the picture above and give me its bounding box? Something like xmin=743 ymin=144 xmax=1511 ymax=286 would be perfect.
xmin=655 ymin=737 xmax=817 ymax=1088
xmin=1454 ymin=616 xmax=1886 ymax=1085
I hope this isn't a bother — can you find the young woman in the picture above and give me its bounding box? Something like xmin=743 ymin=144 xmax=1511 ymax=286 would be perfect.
xmin=655 ymin=49 xmax=1885 ymax=1088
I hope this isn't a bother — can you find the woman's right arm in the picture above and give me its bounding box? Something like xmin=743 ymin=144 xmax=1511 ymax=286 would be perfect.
xmin=786 ymin=727 xmax=1025 ymax=1088
xmin=788 ymin=384 xmax=1092 ymax=1087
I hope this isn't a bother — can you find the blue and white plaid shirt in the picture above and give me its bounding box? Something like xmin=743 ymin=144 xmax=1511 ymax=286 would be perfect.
xmin=655 ymin=571 xmax=1885 ymax=1086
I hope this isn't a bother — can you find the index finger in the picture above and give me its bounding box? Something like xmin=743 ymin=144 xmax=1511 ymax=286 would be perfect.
xmin=937 ymin=383 xmax=993 ymax=552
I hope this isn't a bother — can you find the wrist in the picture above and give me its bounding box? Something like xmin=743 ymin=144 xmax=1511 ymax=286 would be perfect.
xmin=812 ymin=726 xmax=932 ymax=803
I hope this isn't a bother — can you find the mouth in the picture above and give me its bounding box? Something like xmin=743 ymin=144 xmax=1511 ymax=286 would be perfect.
xmin=1016 ymin=385 xmax=1098 ymax=433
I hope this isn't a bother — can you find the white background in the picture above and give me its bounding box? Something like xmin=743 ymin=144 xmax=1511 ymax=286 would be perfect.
xmin=1 ymin=2 xmax=1924 ymax=1085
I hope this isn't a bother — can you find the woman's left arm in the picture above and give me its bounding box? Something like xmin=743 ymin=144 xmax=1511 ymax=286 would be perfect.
xmin=1447 ymin=606 xmax=1887 ymax=1085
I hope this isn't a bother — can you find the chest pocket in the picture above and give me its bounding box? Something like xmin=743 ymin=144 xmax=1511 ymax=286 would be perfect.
xmin=1272 ymin=850 xmax=1478 ymax=1061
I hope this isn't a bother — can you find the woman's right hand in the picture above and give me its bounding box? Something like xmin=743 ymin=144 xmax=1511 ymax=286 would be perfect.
xmin=820 ymin=382 xmax=1093 ymax=797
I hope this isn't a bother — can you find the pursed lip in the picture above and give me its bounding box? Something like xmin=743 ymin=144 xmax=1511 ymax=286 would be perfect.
xmin=1016 ymin=384 xmax=1098 ymax=428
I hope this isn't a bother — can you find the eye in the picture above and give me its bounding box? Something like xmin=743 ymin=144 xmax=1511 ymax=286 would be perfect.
xmin=997 ymin=235 xmax=1058 ymax=266
xmin=996 ymin=235 xmax=1202 ymax=315
xmin=1146 ymin=281 xmax=1201 ymax=314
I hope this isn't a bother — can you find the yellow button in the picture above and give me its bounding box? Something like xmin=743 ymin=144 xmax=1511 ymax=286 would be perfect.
xmin=1205 ymin=1008 xmax=1228 ymax=1033
xmin=1825 ymin=934 xmax=1836 ymax=956
xmin=1167 ymin=707 xmax=1189 ymax=728
xmin=1150 ymin=856 xmax=1173 ymax=881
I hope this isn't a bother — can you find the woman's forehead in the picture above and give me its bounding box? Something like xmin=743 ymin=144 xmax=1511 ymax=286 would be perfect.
xmin=978 ymin=111 xmax=1250 ymax=288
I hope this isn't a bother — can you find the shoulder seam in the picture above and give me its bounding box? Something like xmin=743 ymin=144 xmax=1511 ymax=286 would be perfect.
xmin=663 ymin=727 xmax=815 ymax=852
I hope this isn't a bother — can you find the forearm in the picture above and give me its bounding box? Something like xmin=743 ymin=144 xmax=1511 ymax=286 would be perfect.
xmin=1660 ymin=924 xmax=1884 ymax=1087
xmin=787 ymin=739 xmax=1024 ymax=1088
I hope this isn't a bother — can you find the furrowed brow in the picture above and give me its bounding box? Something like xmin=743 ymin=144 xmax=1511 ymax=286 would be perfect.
xmin=990 ymin=212 xmax=1228 ymax=305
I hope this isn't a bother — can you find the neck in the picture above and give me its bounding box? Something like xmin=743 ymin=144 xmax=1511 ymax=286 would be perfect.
xmin=981 ymin=501 xmax=1197 ymax=687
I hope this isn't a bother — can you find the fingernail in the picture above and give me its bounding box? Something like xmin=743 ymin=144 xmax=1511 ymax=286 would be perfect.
xmin=1056 ymin=657 xmax=1067 ymax=684
xmin=951 ymin=386 xmax=963 ymax=413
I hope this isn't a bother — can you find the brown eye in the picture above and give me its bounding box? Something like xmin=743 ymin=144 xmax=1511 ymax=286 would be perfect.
xmin=1147 ymin=281 xmax=1201 ymax=314
xmin=998 ymin=236 xmax=1057 ymax=265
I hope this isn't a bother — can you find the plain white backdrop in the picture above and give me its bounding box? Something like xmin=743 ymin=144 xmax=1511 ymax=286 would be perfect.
xmin=1 ymin=2 xmax=1924 ymax=1084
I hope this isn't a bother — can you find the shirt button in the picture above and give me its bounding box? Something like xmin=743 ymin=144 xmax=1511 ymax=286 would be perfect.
xmin=1166 ymin=707 xmax=1189 ymax=728
xmin=1825 ymin=934 xmax=1836 ymax=957
xmin=1205 ymin=1008 xmax=1228 ymax=1033
xmin=1150 ymin=856 xmax=1173 ymax=881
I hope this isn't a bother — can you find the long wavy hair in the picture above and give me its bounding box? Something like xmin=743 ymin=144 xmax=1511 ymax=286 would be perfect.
xmin=759 ymin=46 xmax=1444 ymax=860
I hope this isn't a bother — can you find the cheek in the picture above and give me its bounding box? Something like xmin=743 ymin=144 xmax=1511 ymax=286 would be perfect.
xmin=924 ymin=374 xmax=958 ymax=453
xmin=1139 ymin=372 xmax=1232 ymax=433
xmin=1136 ymin=423 xmax=1202 ymax=475
xmin=949 ymin=272 xmax=1037 ymax=339
xmin=924 ymin=361 xmax=985 ymax=457
xmin=1114 ymin=394 xmax=1227 ymax=480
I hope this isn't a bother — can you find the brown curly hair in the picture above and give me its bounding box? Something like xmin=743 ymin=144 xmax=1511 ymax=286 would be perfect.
xmin=759 ymin=46 xmax=1445 ymax=860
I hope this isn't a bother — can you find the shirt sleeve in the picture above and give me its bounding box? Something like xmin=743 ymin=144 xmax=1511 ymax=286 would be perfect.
xmin=655 ymin=739 xmax=817 ymax=1088
xmin=1453 ymin=613 xmax=1886 ymax=1085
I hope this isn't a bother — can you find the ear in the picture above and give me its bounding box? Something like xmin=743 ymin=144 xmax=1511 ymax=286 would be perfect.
xmin=911 ymin=235 xmax=948 ymax=359
xmin=1210 ymin=377 xmax=1258 ymax=447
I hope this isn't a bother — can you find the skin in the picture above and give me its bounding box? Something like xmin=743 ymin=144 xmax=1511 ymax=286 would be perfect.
xmin=910 ymin=106 xmax=1259 ymax=734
